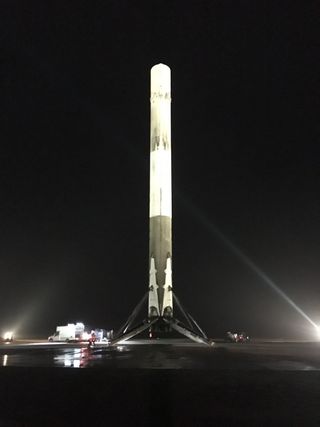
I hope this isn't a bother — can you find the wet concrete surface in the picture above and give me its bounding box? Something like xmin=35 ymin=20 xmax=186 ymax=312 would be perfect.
xmin=1 ymin=338 xmax=320 ymax=370
xmin=0 ymin=339 xmax=320 ymax=425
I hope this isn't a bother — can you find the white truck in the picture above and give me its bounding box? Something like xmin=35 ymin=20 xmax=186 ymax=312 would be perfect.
xmin=48 ymin=323 xmax=89 ymax=342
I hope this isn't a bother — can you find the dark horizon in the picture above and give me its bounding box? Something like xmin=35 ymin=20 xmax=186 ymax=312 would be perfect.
xmin=1 ymin=1 xmax=319 ymax=339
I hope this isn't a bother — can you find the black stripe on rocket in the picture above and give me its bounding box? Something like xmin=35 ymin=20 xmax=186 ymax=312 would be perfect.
xmin=149 ymin=216 xmax=173 ymax=317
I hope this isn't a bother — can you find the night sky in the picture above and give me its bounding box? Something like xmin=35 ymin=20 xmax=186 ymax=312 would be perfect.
xmin=1 ymin=1 xmax=319 ymax=338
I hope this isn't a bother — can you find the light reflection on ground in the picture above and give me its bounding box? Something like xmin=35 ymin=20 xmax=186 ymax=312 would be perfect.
xmin=1 ymin=339 xmax=320 ymax=370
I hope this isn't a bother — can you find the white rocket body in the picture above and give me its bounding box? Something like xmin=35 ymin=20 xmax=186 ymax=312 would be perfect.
xmin=148 ymin=64 xmax=173 ymax=318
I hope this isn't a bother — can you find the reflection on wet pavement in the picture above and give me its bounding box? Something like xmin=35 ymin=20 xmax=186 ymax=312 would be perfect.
xmin=54 ymin=348 xmax=84 ymax=368
xmin=2 ymin=354 xmax=8 ymax=366
xmin=1 ymin=340 xmax=320 ymax=370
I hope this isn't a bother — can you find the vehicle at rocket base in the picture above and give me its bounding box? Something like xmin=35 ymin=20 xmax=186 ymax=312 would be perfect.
xmin=148 ymin=63 xmax=173 ymax=319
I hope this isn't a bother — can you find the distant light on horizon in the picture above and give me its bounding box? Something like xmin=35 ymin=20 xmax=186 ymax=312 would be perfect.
xmin=3 ymin=331 xmax=13 ymax=341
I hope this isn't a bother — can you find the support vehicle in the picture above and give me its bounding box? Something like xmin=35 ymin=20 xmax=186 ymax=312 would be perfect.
xmin=48 ymin=323 xmax=90 ymax=342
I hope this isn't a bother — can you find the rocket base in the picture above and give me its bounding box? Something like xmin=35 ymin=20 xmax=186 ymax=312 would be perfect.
xmin=112 ymin=293 xmax=213 ymax=346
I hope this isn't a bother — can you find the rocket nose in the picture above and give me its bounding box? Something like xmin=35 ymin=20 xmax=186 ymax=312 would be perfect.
xmin=151 ymin=63 xmax=170 ymax=71
xmin=151 ymin=63 xmax=171 ymax=93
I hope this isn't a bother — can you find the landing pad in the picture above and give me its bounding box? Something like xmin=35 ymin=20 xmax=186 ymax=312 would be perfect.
xmin=1 ymin=338 xmax=320 ymax=369
xmin=1 ymin=339 xmax=320 ymax=426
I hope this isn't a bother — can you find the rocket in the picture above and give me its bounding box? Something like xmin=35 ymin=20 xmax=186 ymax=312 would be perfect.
xmin=148 ymin=64 xmax=173 ymax=319
xmin=113 ymin=64 xmax=210 ymax=345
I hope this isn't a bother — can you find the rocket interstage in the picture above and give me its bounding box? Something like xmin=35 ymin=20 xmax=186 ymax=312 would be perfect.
xmin=148 ymin=63 xmax=173 ymax=319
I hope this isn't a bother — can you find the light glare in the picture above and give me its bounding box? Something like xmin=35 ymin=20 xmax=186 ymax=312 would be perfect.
xmin=4 ymin=332 xmax=13 ymax=341
xmin=184 ymin=197 xmax=319 ymax=332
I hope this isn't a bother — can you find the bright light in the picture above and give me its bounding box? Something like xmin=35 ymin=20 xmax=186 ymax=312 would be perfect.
xmin=82 ymin=332 xmax=91 ymax=341
xmin=315 ymin=326 xmax=320 ymax=339
xmin=4 ymin=332 xmax=13 ymax=341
